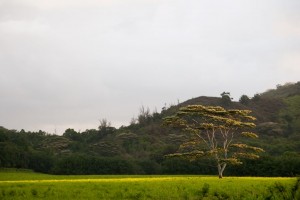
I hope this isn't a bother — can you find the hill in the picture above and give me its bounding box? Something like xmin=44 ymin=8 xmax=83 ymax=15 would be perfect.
xmin=0 ymin=82 xmax=300 ymax=176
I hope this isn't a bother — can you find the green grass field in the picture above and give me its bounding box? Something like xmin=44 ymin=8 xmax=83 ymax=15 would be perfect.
xmin=0 ymin=169 xmax=299 ymax=199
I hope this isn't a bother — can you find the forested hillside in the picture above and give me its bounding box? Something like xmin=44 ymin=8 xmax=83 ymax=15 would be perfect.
xmin=1 ymin=82 xmax=300 ymax=176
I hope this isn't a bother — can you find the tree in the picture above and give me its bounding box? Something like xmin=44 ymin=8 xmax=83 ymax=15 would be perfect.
xmin=63 ymin=128 xmax=81 ymax=141
xmin=138 ymin=106 xmax=151 ymax=124
xmin=98 ymin=118 xmax=111 ymax=131
xmin=220 ymin=92 xmax=232 ymax=106
xmin=163 ymin=105 xmax=264 ymax=178
xmin=98 ymin=119 xmax=116 ymax=137
xmin=239 ymin=95 xmax=250 ymax=105
xmin=252 ymin=93 xmax=261 ymax=102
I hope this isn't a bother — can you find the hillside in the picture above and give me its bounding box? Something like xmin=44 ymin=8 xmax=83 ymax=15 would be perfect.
xmin=1 ymin=82 xmax=300 ymax=176
xmin=261 ymin=82 xmax=300 ymax=99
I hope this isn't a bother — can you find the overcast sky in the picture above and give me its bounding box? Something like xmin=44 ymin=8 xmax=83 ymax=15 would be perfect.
xmin=1 ymin=0 xmax=299 ymax=134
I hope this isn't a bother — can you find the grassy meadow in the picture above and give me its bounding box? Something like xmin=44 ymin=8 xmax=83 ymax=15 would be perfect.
xmin=0 ymin=169 xmax=299 ymax=200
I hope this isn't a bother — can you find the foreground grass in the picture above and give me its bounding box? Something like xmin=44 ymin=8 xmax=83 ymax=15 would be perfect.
xmin=0 ymin=169 xmax=299 ymax=199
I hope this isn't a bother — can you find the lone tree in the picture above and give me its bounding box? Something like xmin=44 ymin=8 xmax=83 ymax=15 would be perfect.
xmin=220 ymin=92 xmax=232 ymax=106
xmin=163 ymin=105 xmax=263 ymax=178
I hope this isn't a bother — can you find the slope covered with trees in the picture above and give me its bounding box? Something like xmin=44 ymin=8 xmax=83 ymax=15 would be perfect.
xmin=1 ymin=82 xmax=300 ymax=176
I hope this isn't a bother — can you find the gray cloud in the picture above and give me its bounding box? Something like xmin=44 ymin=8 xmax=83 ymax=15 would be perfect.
xmin=1 ymin=0 xmax=299 ymax=134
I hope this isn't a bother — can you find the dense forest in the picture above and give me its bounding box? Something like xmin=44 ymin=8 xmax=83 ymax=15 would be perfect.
xmin=1 ymin=82 xmax=300 ymax=176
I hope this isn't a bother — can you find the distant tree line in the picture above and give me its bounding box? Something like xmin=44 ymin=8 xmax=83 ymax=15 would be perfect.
xmin=1 ymin=125 xmax=299 ymax=176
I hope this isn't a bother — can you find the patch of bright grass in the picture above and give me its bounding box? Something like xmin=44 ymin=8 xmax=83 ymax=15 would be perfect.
xmin=0 ymin=169 xmax=299 ymax=200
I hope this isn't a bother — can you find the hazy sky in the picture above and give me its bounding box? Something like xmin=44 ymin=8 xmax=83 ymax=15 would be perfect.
xmin=1 ymin=0 xmax=299 ymax=134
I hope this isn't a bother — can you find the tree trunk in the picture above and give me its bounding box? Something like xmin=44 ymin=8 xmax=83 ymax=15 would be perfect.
xmin=217 ymin=163 xmax=227 ymax=179
xmin=217 ymin=164 xmax=223 ymax=178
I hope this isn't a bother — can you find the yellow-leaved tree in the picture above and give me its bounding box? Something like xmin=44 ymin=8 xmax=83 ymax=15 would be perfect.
xmin=163 ymin=105 xmax=264 ymax=178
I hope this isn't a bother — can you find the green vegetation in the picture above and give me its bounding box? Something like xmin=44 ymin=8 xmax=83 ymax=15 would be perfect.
xmin=239 ymin=95 xmax=250 ymax=105
xmin=0 ymin=170 xmax=299 ymax=200
xmin=280 ymin=95 xmax=300 ymax=134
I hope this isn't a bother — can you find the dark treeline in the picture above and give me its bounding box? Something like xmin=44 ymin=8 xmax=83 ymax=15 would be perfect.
xmin=0 ymin=122 xmax=299 ymax=176
xmin=1 ymin=82 xmax=300 ymax=176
